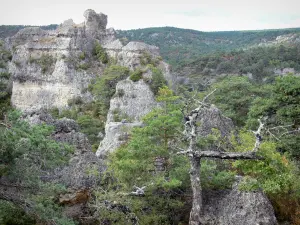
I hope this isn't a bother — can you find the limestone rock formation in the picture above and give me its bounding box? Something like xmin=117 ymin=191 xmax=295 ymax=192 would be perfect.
xmin=23 ymin=111 xmax=104 ymax=189
xmin=8 ymin=9 xmax=166 ymax=112
xmin=8 ymin=9 xmax=115 ymax=112
xmin=104 ymin=40 xmax=161 ymax=70
xmin=96 ymin=79 xmax=159 ymax=157
xmin=202 ymin=178 xmax=277 ymax=225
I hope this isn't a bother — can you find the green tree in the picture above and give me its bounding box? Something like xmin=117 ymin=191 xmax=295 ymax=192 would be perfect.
xmin=0 ymin=111 xmax=75 ymax=225
xmin=110 ymin=86 xmax=183 ymax=187
xmin=93 ymin=42 xmax=109 ymax=64
xmin=247 ymin=75 xmax=300 ymax=158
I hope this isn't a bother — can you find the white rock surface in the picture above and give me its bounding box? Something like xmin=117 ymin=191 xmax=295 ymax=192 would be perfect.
xmin=96 ymin=79 xmax=159 ymax=157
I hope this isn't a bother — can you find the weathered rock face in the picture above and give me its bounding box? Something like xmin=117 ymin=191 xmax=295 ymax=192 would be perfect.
xmin=202 ymin=178 xmax=277 ymax=225
xmin=96 ymin=79 xmax=159 ymax=157
xmin=196 ymin=104 xmax=234 ymax=137
xmin=8 ymin=9 xmax=115 ymax=112
xmin=23 ymin=111 xmax=104 ymax=189
xmin=8 ymin=9 xmax=166 ymax=112
xmin=104 ymin=40 xmax=161 ymax=70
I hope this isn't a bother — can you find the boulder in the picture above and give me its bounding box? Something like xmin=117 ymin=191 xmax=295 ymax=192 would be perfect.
xmin=202 ymin=178 xmax=277 ymax=225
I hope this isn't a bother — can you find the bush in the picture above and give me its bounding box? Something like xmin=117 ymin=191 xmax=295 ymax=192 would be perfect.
xmin=30 ymin=54 xmax=55 ymax=74
xmin=0 ymin=60 xmax=5 ymax=68
xmin=77 ymin=63 xmax=89 ymax=70
xmin=93 ymin=42 xmax=109 ymax=64
xmin=77 ymin=115 xmax=104 ymax=145
xmin=79 ymin=52 xmax=85 ymax=60
xmin=67 ymin=96 xmax=83 ymax=106
xmin=0 ymin=72 xmax=10 ymax=79
xmin=129 ymin=69 xmax=143 ymax=82
xmin=149 ymin=66 xmax=167 ymax=95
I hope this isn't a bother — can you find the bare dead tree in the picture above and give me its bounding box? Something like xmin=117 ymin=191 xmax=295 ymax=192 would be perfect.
xmin=177 ymin=90 xmax=264 ymax=225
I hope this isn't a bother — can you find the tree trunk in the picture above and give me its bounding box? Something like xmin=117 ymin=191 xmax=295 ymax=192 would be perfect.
xmin=189 ymin=156 xmax=202 ymax=225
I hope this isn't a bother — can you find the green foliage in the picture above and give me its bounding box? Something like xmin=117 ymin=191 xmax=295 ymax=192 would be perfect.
xmin=94 ymin=188 xmax=185 ymax=225
xmin=109 ymin=86 xmax=182 ymax=188
xmin=79 ymin=51 xmax=85 ymax=60
xmin=0 ymin=25 xmax=58 ymax=39
xmin=0 ymin=110 xmax=75 ymax=224
xmin=89 ymin=65 xmax=130 ymax=119
xmin=129 ymin=68 xmax=143 ymax=82
xmin=148 ymin=65 xmax=167 ymax=95
xmin=77 ymin=115 xmax=104 ymax=145
xmin=247 ymin=75 xmax=300 ymax=159
xmin=0 ymin=110 xmax=73 ymax=177
xmin=0 ymin=200 xmax=35 ymax=225
xmin=208 ymin=76 xmax=269 ymax=126
xmin=118 ymin=27 xmax=300 ymax=69
xmin=76 ymin=62 xmax=89 ymax=70
xmin=93 ymin=42 xmax=109 ymax=64
xmin=231 ymin=131 xmax=299 ymax=196
xmin=112 ymin=109 xmax=133 ymax=123
xmin=201 ymin=160 xmax=236 ymax=190
xmin=30 ymin=54 xmax=55 ymax=73
xmin=139 ymin=51 xmax=161 ymax=66
xmin=53 ymin=65 xmax=130 ymax=147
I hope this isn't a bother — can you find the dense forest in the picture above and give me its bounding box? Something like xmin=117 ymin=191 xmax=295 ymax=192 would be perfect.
xmin=117 ymin=27 xmax=300 ymax=68
xmin=0 ymin=25 xmax=58 ymax=39
xmin=0 ymin=22 xmax=300 ymax=225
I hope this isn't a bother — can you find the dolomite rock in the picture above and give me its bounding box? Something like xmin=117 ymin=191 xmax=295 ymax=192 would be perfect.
xmin=96 ymin=79 xmax=159 ymax=157
xmin=104 ymin=41 xmax=161 ymax=70
xmin=8 ymin=9 xmax=114 ymax=111
xmin=23 ymin=111 xmax=104 ymax=189
xmin=9 ymin=9 xmax=167 ymax=112
xmin=84 ymin=9 xmax=107 ymax=34
xmin=202 ymin=178 xmax=277 ymax=225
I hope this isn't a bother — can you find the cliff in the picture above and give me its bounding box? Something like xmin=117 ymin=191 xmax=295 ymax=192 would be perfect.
xmin=8 ymin=9 xmax=168 ymax=112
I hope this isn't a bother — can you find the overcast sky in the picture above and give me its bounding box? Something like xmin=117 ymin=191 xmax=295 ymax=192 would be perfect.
xmin=1 ymin=0 xmax=300 ymax=31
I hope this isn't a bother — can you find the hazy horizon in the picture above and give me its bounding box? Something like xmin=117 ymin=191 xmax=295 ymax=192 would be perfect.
xmin=1 ymin=0 xmax=300 ymax=32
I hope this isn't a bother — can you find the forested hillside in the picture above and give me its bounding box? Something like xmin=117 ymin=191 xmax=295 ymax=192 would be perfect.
xmin=1 ymin=14 xmax=300 ymax=224
xmin=174 ymin=43 xmax=300 ymax=87
xmin=117 ymin=27 xmax=300 ymax=68
xmin=0 ymin=25 xmax=57 ymax=38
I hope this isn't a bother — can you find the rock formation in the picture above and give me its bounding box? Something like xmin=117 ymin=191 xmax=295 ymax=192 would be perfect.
xmin=202 ymin=178 xmax=277 ymax=225
xmin=96 ymin=78 xmax=159 ymax=157
xmin=8 ymin=9 xmax=164 ymax=112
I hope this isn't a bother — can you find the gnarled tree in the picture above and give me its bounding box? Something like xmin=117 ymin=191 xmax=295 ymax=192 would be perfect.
xmin=178 ymin=94 xmax=264 ymax=225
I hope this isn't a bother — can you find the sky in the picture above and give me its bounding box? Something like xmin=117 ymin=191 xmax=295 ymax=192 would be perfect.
xmin=0 ymin=0 xmax=300 ymax=31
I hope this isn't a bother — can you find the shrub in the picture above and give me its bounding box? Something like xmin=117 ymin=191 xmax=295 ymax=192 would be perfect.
xmin=129 ymin=69 xmax=143 ymax=82
xmin=0 ymin=60 xmax=5 ymax=68
xmin=77 ymin=63 xmax=89 ymax=70
xmin=67 ymin=96 xmax=83 ymax=106
xmin=77 ymin=115 xmax=104 ymax=145
xmin=38 ymin=54 xmax=55 ymax=73
xmin=149 ymin=66 xmax=167 ymax=95
xmin=29 ymin=54 xmax=55 ymax=73
xmin=79 ymin=52 xmax=85 ymax=60
xmin=139 ymin=51 xmax=160 ymax=66
xmin=0 ymin=72 xmax=10 ymax=79
xmin=93 ymin=42 xmax=109 ymax=64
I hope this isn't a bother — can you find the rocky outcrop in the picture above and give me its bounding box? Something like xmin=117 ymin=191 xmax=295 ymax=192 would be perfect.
xmin=96 ymin=79 xmax=159 ymax=157
xmin=196 ymin=104 xmax=234 ymax=137
xmin=202 ymin=178 xmax=277 ymax=225
xmin=23 ymin=111 xmax=104 ymax=189
xmin=9 ymin=9 xmax=168 ymax=112
xmin=8 ymin=9 xmax=116 ymax=112
xmin=104 ymin=40 xmax=161 ymax=70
